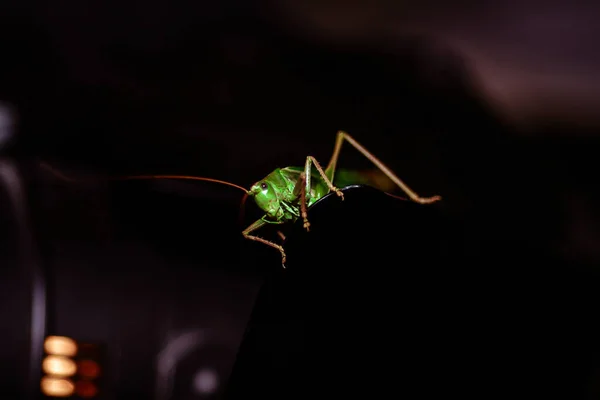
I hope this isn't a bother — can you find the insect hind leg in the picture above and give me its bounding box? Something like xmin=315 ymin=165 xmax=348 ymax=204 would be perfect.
xmin=326 ymin=130 xmax=441 ymax=204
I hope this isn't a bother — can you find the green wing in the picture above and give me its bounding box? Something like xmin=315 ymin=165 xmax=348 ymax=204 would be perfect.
xmin=333 ymin=168 xmax=396 ymax=192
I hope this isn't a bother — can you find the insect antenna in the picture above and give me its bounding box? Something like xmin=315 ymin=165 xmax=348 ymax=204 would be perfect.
xmin=40 ymin=161 xmax=250 ymax=195
xmin=238 ymin=191 xmax=250 ymax=225
xmin=113 ymin=174 xmax=250 ymax=194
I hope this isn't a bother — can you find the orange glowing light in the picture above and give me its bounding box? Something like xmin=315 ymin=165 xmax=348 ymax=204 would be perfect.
xmin=44 ymin=336 xmax=78 ymax=357
xmin=42 ymin=355 xmax=77 ymax=377
xmin=40 ymin=376 xmax=75 ymax=397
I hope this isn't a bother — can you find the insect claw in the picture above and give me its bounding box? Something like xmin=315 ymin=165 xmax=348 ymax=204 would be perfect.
xmin=335 ymin=189 xmax=344 ymax=200
xmin=280 ymin=250 xmax=287 ymax=268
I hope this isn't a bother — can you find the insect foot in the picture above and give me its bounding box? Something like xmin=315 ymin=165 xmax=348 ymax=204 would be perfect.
xmin=335 ymin=188 xmax=345 ymax=200
xmin=301 ymin=205 xmax=311 ymax=232
xmin=303 ymin=218 xmax=310 ymax=232
xmin=416 ymin=195 xmax=442 ymax=204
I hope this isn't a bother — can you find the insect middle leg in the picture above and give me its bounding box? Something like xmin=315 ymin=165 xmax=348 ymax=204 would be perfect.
xmin=277 ymin=231 xmax=286 ymax=242
xmin=325 ymin=130 xmax=442 ymax=204
xmin=292 ymin=171 xmax=311 ymax=231
xmin=242 ymin=218 xmax=287 ymax=267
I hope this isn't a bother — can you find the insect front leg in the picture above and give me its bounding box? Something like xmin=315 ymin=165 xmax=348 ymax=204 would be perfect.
xmin=242 ymin=218 xmax=288 ymax=268
xmin=325 ymin=130 xmax=441 ymax=204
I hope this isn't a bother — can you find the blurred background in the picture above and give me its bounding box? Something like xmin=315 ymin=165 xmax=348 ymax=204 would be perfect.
xmin=1 ymin=0 xmax=599 ymax=399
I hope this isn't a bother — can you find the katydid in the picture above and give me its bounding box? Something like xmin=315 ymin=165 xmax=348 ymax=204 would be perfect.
xmin=40 ymin=131 xmax=442 ymax=268
xmin=239 ymin=130 xmax=441 ymax=267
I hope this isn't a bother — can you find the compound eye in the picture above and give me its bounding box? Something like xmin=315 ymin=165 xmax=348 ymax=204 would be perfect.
xmin=260 ymin=182 xmax=268 ymax=190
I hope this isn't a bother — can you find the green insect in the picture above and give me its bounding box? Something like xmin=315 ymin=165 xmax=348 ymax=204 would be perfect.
xmin=218 ymin=130 xmax=441 ymax=267
xmin=41 ymin=131 xmax=442 ymax=268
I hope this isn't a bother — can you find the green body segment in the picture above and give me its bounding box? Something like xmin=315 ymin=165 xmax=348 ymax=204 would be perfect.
xmin=248 ymin=166 xmax=330 ymax=224
xmin=248 ymin=166 xmax=393 ymax=225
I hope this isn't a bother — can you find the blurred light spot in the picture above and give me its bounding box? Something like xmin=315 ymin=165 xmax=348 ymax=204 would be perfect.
xmin=0 ymin=103 xmax=15 ymax=148
xmin=45 ymin=336 xmax=78 ymax=356
xmin=192 ymin=368 xmax=219 ymax=395
xmin=42 ymin=355 xmax=77 ymax=377
xmin=75 ymin=380 xmax=98 ymax=398
xmin=40 ymin=376 xmax=75 ymax=397
xmin=77 ymin=359 xmax=101 ymax=378
xmin=156 ymin=330 xmax=205 ymax=399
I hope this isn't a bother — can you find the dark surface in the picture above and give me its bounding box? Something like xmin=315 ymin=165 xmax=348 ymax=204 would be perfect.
xmin=226 ymin=185 xmax=599 ymax=399
xmin=226 ymin=185 xmax=455 ymax=398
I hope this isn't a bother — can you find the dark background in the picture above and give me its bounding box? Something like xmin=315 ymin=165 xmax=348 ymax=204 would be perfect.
xmin=1 ymin=1 xmax=599 ymax=399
